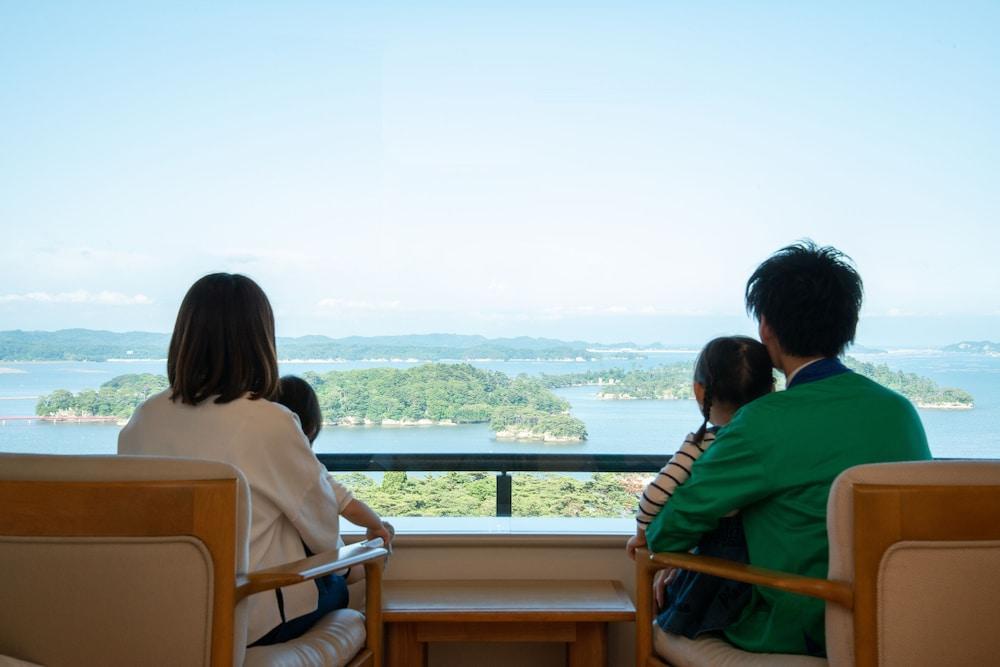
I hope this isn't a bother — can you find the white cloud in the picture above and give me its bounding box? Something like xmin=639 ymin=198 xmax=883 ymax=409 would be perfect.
xmin=0 ymin=290 xmax=153 ymax=306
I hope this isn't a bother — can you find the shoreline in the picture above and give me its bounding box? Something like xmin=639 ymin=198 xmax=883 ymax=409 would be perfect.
xmin=495 ymin=428 xmax=584 ymax=443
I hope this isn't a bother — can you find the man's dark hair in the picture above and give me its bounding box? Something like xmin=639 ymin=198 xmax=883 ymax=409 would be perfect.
xmin=168 ymin=273 xmax=280 ymax=405
xmin=277 ymin=375 xmax=323 ymax=445
xmin=745 ymin=241 xmax=863 ymax=358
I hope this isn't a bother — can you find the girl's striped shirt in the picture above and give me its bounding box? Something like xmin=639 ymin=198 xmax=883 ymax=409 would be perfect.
xmin=636 ymin=431 xmax=715 ymax=529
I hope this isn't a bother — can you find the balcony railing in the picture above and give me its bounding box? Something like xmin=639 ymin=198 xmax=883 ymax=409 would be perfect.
xmin=318 ymin=452 xmax=663 ymax=518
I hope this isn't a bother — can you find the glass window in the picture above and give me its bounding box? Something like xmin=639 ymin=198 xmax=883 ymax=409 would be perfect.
xmin=2 ymin=4 xmax=998 ymax=526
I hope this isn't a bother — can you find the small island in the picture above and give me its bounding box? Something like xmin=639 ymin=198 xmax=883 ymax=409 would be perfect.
xmin=35 ymin=364 xmax=588 ymax=442
xmin=304 ymin=364 xmax=586 ymax=441
xmin=943 ymin=341 xmax=1000 ymax=356
xmin=543 ymin=356 xmax=974 ymax=410
xmin=35 ymin=373 xmax=169 ymax=422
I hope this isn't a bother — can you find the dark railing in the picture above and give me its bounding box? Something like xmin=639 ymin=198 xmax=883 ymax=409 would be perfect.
xmin=318 ymin=452 xmax=663 ymax=518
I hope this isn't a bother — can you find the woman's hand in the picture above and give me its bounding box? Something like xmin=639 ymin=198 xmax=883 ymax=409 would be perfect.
xmin=625 ymin=531 xmax=647 ymax=560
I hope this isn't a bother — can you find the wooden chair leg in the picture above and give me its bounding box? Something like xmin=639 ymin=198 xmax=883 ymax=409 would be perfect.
xmin=635 ymin=552 xmax=655 ymax=666
xmin=365 ymin=559 xmax=384 ymax=667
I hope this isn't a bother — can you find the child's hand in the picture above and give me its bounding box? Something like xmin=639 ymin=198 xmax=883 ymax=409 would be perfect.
xmin=366 ymin=520 xmax=394 ymax=548
xmin=625 ymin=531 xmax=647 ymax=560
xmin=653 ymin=567 xmax=677 ymax=610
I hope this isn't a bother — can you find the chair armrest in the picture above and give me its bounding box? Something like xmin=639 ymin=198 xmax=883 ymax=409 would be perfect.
xmin=235 ymin=540 xmax=389 ymax=601
xmin=641 ymin=548 xmax=854 ymax=609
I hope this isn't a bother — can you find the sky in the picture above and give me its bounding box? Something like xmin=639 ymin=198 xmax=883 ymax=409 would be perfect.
xmin=1 ymin=2 xmax=998 ymax=346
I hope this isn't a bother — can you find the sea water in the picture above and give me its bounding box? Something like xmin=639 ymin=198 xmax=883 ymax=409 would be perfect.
xmin=0 ymin=353 xmax=997 ymax=459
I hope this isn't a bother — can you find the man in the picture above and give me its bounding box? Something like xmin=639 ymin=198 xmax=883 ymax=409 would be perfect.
xmin=645 ymin=241 xmax=931 ymax=656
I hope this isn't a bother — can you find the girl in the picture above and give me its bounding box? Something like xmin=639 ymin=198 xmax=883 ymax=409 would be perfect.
xmin=119 ymin=273 xmax=391 ymax=647
xmin=626 ymin=335 xmax=774 ymax=638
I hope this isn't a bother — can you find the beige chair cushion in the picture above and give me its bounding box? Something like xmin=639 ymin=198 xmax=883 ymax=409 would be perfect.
xmin=652 ymin=625 xmax=827 ymax=667
xmin=243 ymin=609 xmax=367 ymax=667
xmin=0 ymin=656 xmax=44 ymax=667
xmin=878 ymin=540 xmax=1000 ymax=666
xmin=0 ymin=536 xmax=212 ymax=667
xmin=826 ymin=461 xmax=1000 ymax=667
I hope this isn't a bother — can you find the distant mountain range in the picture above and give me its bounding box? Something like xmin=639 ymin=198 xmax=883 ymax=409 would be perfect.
xmin=0 ymin=329 xmax=640 ymax=362
xmin=0 ymin=329 xmax=989 ymax=362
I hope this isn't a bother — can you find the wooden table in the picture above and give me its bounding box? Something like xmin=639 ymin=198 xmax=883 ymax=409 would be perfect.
xmin=383 ymin=579 xmax=635 ymax=667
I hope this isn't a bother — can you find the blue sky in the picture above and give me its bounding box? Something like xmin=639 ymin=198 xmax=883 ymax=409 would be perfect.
xmin=1 ymin=2 xmax=998 ymax=345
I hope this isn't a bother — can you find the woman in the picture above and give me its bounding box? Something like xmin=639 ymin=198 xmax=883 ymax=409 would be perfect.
xmin=118 ymin=273 xmax=392 ymax=646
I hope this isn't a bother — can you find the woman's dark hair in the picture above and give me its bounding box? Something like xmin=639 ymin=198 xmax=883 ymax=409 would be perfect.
xmin=745 ymin=240 xmax=863 ymax=358
xmin=167 ymin=273 xmax=279 ymax=405
xmin=277 ymin=375 xmax=323 ymax=445
xmin=692 ymin=336 xmax=774 ymax=444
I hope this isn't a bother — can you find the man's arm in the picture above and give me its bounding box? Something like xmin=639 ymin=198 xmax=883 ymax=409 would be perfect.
xmin=645 ymin=415 xmax=771 ymax=553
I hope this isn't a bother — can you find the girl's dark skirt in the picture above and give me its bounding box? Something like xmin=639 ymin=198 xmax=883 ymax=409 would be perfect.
xmin=655 ymin=516 xmax=752 ymax=639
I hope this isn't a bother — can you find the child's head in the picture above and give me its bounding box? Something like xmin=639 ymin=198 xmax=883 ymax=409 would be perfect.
xmin=692 ymin=336 xmax=774 ymax=438
xmin=277 ymin=375 xmax=322 ymax=445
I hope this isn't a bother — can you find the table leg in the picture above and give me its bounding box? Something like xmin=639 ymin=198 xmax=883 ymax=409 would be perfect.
xmin=566 ymin=622 xmax=606 ymax=667
xmin=386 ymin=622 xmax=427 ymax=667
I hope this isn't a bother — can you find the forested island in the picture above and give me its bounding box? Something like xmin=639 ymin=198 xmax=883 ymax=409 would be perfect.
xmin=35 ymin=373 xmax=169 ymax=421
xmin=35 ymin=364 xmax=587 ymax=442
xmin=303 ymin=364 xmax=586 ymax=441
xmin=543 ymin=356 xmax=974 ymax=409
xmin=943 ymin=341 xmax=1000 ymax=355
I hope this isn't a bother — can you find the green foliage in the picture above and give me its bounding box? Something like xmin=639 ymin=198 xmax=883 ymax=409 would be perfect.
xmin=842 ymin=357 xmax=974 ymax=406
xmin=35 ymin=373 xmax=169 ymax=418
xmin=334 ymin=471 xmax=641 ymax=518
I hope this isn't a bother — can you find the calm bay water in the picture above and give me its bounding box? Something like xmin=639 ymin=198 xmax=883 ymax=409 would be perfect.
xmin=1 ymin=352 xmax=998 ymax=460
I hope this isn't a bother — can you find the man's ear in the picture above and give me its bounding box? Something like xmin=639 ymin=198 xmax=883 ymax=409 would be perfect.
xmin=758 ymin=316 xmax=774 ymax=345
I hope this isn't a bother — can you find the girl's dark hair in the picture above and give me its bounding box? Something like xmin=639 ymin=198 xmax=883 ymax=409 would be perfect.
xmin=277 ymin=375 xmax=323 ymax=444
xmin=168 ymin=273 xmax=280 ymax=405
xmin=692 ymin=336 xmax=774 ymax=444
xmin=745 ymin=240 xmax=864 ymax=358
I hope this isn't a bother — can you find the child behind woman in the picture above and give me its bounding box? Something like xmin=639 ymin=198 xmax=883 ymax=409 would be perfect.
xmin=276 ymin=376 xmax=394 ymax=581
xmin=277 ymin=374 xmax=393 ymax=543
xmin=627 ymin=336 xmax=773 ymax=638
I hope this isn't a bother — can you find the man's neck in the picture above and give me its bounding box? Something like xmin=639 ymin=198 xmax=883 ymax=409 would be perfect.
xmin=778 ymin=354 xmax=827 ymax=380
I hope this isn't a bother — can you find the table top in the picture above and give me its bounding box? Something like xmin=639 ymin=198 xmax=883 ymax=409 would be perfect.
xmin=383 ymin=579 xmax=635 ymax=623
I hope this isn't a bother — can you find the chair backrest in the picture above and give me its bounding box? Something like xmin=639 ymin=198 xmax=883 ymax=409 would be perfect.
xmin=0 ymin=454 xmax=252 ymax=667
xmin=826 ymin=460 xmax=1000 ymax=667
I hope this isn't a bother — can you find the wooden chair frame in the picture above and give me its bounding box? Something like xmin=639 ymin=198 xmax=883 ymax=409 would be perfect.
xmin=635 ymin=482 xmax=1000 ymax=667
xmin=0 ymin=477 xmax=387 ymax=667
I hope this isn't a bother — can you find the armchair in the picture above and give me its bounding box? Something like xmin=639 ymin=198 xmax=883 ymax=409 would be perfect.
xmin=636 ymin=461 xmax=1000 ymax=666
xmin=0 ymin=454 xmax=388 ymax=667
